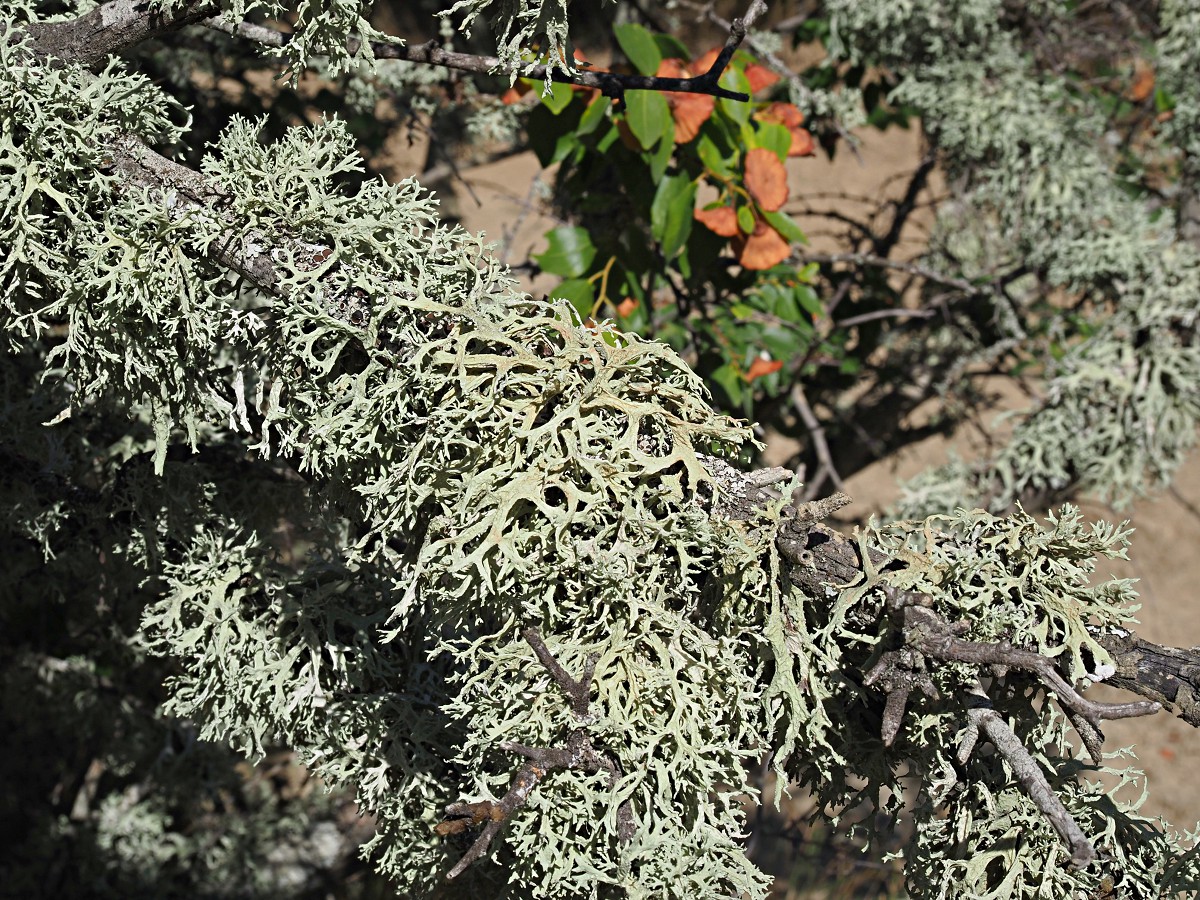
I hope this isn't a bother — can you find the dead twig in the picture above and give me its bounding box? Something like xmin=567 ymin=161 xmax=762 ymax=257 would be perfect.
xmin=437 ymin=627 xmax=633 ymax=880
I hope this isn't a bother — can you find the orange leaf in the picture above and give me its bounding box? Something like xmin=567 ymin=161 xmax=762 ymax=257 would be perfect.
xmin=788 ymin=127 xmax=816 ymax=157
xmin=692 ymin=47 xmax=722 ymax=75
xmin=744 ymin=147 xmax=789 ymax=211
xmin=501 ymin=81 xmax=533 ymax=105
xmin=616 ymin=297 xmax=639 ymax=317
xmin=734 ymin=219 xmax=791 ymax=270
xmin=1128 ymin=58 xmax=1155 ymax=103
xmin=756 ymin=102 xmax=804 ymax=128
xmin=671 ymin=93 xmax=715 ymax=142
xmin=746 ymin=356 xmax=784 ymax=380
xmin=694 ymin=205 xmax=740 ymax=237
xmin=656 ymin=58 xmax=688 ymax=79
xmin=745 ymin=64 xmax=780 ymax=93
xmin=656 ymin=58 xmax=714 ymax=143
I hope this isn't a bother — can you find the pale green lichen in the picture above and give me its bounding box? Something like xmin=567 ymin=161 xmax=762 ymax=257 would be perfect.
xmin=4 ymin=3 xmax=1200 ymax=899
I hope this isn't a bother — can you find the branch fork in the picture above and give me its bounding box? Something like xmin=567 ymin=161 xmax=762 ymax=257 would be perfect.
xmin=436 ymin=627 xmax=633 ymax=880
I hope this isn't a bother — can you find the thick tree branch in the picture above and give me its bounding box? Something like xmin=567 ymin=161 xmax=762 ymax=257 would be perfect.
xmin=762 ymin=499 xmax=1200 ymax=733
xmin=21 ymin=0 xmax=217 ymax=66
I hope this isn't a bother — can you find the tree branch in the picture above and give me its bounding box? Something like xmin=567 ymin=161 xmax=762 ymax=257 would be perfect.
xmin=436 ymin=629 xmax=632 ymax=880
xmin=21 ymin=0 xmax=217 ymax=66
xmin=203 ymin=14 xmax=756 ymax=106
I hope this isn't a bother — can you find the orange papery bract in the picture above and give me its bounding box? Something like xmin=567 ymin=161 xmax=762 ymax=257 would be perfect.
xmin=755 ymin=102 xmax=815 ymax=156
xmin=694 ymin=205 xmax=740 ymax=237
xmin=746 ymin=356 xmax=785 ymax=380
xmin=744 ymin=148 xmax=789 ymax=211
xmin=744 ymin=64 xmax=780 ymax=93
xmin=616 ymin=297 xmax=639 ymax=317
xmin=734 ymin=218 xmax=791 ymax=270
xmin=789 ymin=128 xmax=816 ymax=157
xmin=656 ymin=58 xmax=715 ymax=143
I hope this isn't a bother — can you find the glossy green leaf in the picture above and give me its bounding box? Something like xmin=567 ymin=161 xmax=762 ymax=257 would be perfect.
xmin=737 ymin=205 xmax=755 ymax=234
xmin=795 ymin=283 xmax=822 ymax=317
xmin=577 ymin=95 xmax=609 ymax=135
xmin=754 ymin=122 xmax=792 ymax=162
xmin=534 ymin=227 xmax=597 ymax=277
xmin=718 ymin=66 xmax=752 ymax=124
xmin=530 ymin=80 xmax=576 ymax=114
xmin=710 ymin=362 xmax=744 ymax=406
xmin=652 ymin=34 xmax=690 ymax=59
xmin=761 ymin=209 xmax=807 ymax=244
xmin=648 ymin=129 xmax=674 ymax=183
xmin=624 ymin=90 xmax=671 ymax=150
xmin=651 ymin=173 xmax=697 ymax=260
xmin=528 ymin=101 xmax=584 ymax=166
xmin=614 ymin=23 xmax=662 ymax=76
xmin=697 ymin=133 xmax=735 ymax=178
xmin=551 ymin=278 xmax=596 ymax=319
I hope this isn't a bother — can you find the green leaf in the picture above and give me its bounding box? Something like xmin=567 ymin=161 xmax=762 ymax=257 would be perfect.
xmin=624 ymin=90 xmax=671 ymax=150
xmin=718 ymin=66 xmax=752 ymax=124
xmin=651 ymin=173 xmax=698 ymax=260
xmin=528 ymin=102 xmax=584 ymax=166
xmin=761 ymin=209 xmax=807 ymax=244
xmin=534 ymin=227 xmax=597 ymax=278
xmin=754 ymin=122 xmax=792 ymax=162
xmin=647 ymin=130 xmax=674 ymax=183
xmin=794 ymin=284 xmax=822 ymax=317
xmin=710 ymin=362 xmax=744 ymax=407
xmin=697 ymin=133 xmax=734 ymax=178
xmin=577 ymin=95 xmax=609 ymax=135
xmin=614 ymin=23 xmax=662 ymax=76
xmin=652 ymin=34 xmax=690 ymax=59
xmin=737 ymin=205 xmax=755 ymax=234
xmin=551 ymin=278 xmax=596 ymax=320
xmin=529 ymin=80 xmax=576 ymax=114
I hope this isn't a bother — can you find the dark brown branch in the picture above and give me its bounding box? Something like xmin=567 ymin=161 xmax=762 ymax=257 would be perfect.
xmin=677 ymin=0 xmax=860 ymax=152
xmin=203 ymin=15 xmax=755 ymax=105
xmin=760 ymin=496 xmax=1200 ymax=729
xmin=903 ymin=604 xmax=1161 ymax=730
xmin=437 ymin=629 xmax=633 ymax=880
xmin=1095 ymin=631 xmax=1200 ymax=727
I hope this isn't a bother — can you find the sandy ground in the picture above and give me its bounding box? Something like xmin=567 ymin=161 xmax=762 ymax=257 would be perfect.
xmin=426 ymin=120 xmax=1200 ymax=846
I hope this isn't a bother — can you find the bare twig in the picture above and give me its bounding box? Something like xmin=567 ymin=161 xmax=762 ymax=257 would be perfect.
xmin=790 ymin=383 xmax=845 ymax=500
xmin=834 ymin=307 xmax=936 ymax=328
xmin=802 ymin=251 xmax=982 ymax=295
xmin=202 ymin=17 xmax=753 ymax=107
xmin=677 ymin=0 xmax=860 ymax=155
xmin=904 ymin=605 xmax=1161 ymax=732
xmin=963 ymin=681 xmax=1096 ymax=868
xmin=437 ymin=629 xmax=633 ymax=880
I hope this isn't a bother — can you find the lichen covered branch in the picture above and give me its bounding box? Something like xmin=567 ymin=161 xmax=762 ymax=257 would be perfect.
xmin=436 ymin=628 xmax=633 ymax=880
